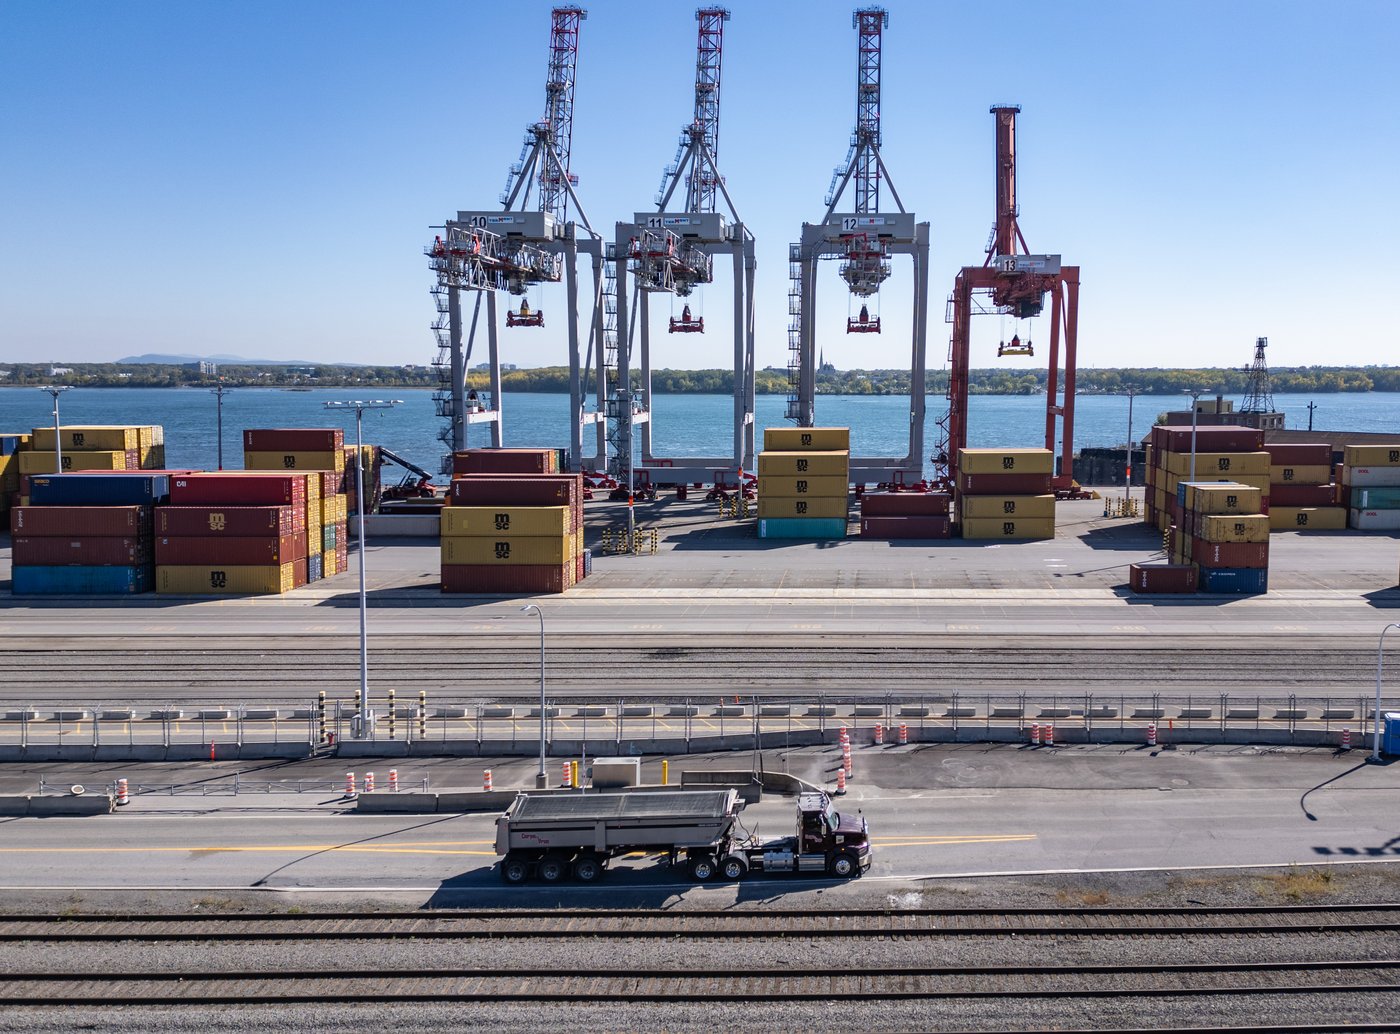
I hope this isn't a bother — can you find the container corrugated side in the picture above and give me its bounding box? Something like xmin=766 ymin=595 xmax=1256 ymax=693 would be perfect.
xmin=756 ymin=475 xmax=848 ymax=499
xmin=155 ymin=532 xmax=302 ymax=565
xmin=1199 ymin=567 xmax=1269 ymax=594
xmin=1342 ymin=444 xmax=1400 ymax=468
xmin=307 ymin=553 xmax=323 ymax=582
xmin=441 ymin=535 xmax=573 ymax=565
xmin=1179 ymin=482 xmax=1262 ymax=515
xmin=29 ymin=474 xmax=170 ymax=506
xmin=242 ymin=450 xmax=345 ymax=472
xmin=957 ymin=448 xmax=1054 ymax=476
xmin=155 ymin=563 xmax=296 ymax=595
xmin=1270 ymin=464 xmax=1332 ymax=485
xmin=755 ymin=451 xmax=850 ymax=477
xmin=441 ymin=562 xmax=572 ymax=594
xmin=441 ymin=506 xmax=572 ymax=537
xmin=859 ymin=491 xmax=950 ymax=516
xmin=1152 ymin=426 xmax=1265 ymax=453
xmin=1271 ymin=483 xmax=1337 ymax=507
xmin=1129 ymin=563 xmax=1197 ymax=594
xmin=961 ymin=516 xmax=1055 ymax=540
xmin=1350 ymin=508 xmax=1400 ymax=531
xmin=30 ymin=426 xmax=140 ymax=452
xmin=1264 ymin=443 xmax=1333 ymax=466
xmin=452 ymin=448 xmax=558 ymax=476
xmin=18 ymin=450 xmax=131 ymax=474
xmin=243 ymin=429 xmax=345 ymax=452
xmin=11 ymin=505 xmax=151 ymax=538
xmin=756 ymin=496 xmax=848 ymax=519
xmin=12 ymin=564 xmax=152 ymax=595
xmin=1269 ymin=506 xmax=1347 ymax=531
xmin=1351 ymin=487 xmax=1400 ymax=510
xmin=1198 ymin=514 xmax=1270 ymax=543
xmin=168 ymin=474 xmax=306 ymax=507
xmin=959 ymin=494 xmax=1056 ymax=520
xmin=1341 ymin=466 xmax=1400 ymax=488
xmin=448 ymin=474 xmax=582 ymax=507
xmin=1164 ymin=451 xmax=1271 ymax=478
xmin=956 ymin=472 xmax=1052 ymax=496
xmin=756 ymin=517 xmax=847 ymax=539
xmin=762 ymin=427 xmax=850 ymax=451
xmin=859 ymin=515 xmax=951 ymax=539
xmin=1191 ymin=540 xmax=1269 ymax=569
xmin=12 ymin=537 xmax=152 ymax=566
xmin=155 ymin=505 xmax=297 ymax=536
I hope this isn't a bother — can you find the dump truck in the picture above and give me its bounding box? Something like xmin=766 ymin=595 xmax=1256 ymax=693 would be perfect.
xmin=494 ymin=788 xmax=871 ymax=883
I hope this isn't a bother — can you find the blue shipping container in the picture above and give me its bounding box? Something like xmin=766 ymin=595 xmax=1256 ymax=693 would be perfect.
xmin=29 ymin=474 xmax=170 ymax=507
xmin=1384 ymin=713 xmax=1400 ymax=756
xmin=0 ymin=435 xmax=22 ymax=456
xmin=758 ymin=517 xmax=848 ymax=540
xmin=582 ymin=547 xmax=592 ymax=577
xmin=1199 ymin=566 xmax=1268 ymax=594
xmin=307 ymin=553 xmax=323 ymax=583
xmin=11 ymin=564 xmax=153 ymax=595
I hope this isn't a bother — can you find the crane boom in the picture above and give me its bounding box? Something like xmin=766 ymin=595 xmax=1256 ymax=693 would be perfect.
xmin=685 ymin=7 xmax=729 ymax=214
xmin=541 ymin=6 xmax=586 ymax=224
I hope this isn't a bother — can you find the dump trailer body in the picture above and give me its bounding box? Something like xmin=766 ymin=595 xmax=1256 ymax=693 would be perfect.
xmin=495 ymin=789 xmax=741 ymax=858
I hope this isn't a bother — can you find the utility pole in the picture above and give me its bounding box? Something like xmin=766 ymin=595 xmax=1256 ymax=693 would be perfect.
xmin=1124 ymin=385 xmax=1135 ymax=501
xmin=1307 ymin=401 xmax=1317 ymax=432
xmin=210 ymin=382 xmax=232 ymax=470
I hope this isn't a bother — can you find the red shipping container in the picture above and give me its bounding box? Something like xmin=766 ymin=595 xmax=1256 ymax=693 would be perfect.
xmin=452 ymin=448 xmax=555 ymax=476
xmin=243 ymin=428 xmax=345 ymax=452
xmin=169 ymin=474 xmax=306 ymax=507
xmin=860 ymin=491 xmax=951 ymax=516
xmin=1129 ymin=563 xmax=1197 ymax=593
xmin=1152 ymin=425 xmax=1265 ymax=453
xmin=1192 ymin=539 xmax=1269 ymax=569
xmin=859 ymin=515 xmax=952 ymax=539
xmin=11 ymin=505 xmax=151 ymax=538
xmin=292 ymin=557 xmax=309 ymax=588
xmin=156 ymin=505 xmax=297 ymax=536
xmin=155 ymin=533 xmax=301 ymax=565
xmin=1264 ymin=443 xmax=1332 ymax=466
xmin=450 ymin=474 xmax=581 ymax=507
xmin=442 ymin=562 xmax=571 ymax=594
xmin=11 ymin=536 xmax=152 ymax=566
xmin=956 ymin=472 xmax=1053 ymax=495
xmin=1268 ymin=483 xmax=1336 ymax=507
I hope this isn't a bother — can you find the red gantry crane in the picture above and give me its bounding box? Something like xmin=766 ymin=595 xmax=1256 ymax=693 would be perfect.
xmin=935 ymin=105 xmax=1082 ymax=495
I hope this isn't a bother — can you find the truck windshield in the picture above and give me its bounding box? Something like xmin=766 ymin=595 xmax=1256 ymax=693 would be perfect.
xmin=825 ymin=802 xmax=840 ymax=829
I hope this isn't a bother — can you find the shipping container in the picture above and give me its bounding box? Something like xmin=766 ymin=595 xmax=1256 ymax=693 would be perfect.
xmin=1343 ymin=444 xmax=1400 ymax=468
xmin=18 ymin=450 xmax=132 ymax=474
xmin=452 ymin=448 xmax=558 ymax=476
xmin=449 ymin=474 xmax=581 ymax=507
xmin=1271 ymin=464 xmax=1331 ymax=485
xmin=1270 ymin=483 xmax=1337 ymax=507
xmin=1163 ymin=451 xmax=1271 ymax=478
xmin=1350 ymin=487 xmax=1400 ymax=510
xmin=0 ymin=434 xmax=25 ymax=456
xmin=441 ymin=536 xmax=573 ymax=565
xmin=957 ymin=448 xmax=1054 ymax=476
xmin=155 ymin=563 xmax=297 ymax=595
xmin=1199 ymin=566 xmax=1269 ymax=594
xmin=243 ymin=428 xmax=345 ymax=452
xmin=30 ymin=426 xmax=140 ymax=452
xmin=1269 ymin=506 xmax=1347 ymax=531
xmin=956 ymin=472 xmax=1053 ymax=495
xmin=155 ymin=532 xmax=303 ymax=565
xmin=1151 ymin=426 xmax=1265 ymax=453
xmin=1129 ymin=563 xmax=1197 ymax=594
xmin=441 ymin=505 xmax=573 ymax=537
xmin=1198 ymin=514 xmax=1270 ymax=543
xmin=762 ymin=427 xmax=850 ymax=451
xmin=0 ymin=453 xmax=17 ymax=492
xmin=858 ymin=491 xmax=950 ymax=516
xmin=12 ymin=564 xmax=152 ymax=595
xmin=11 ymin=505 xmax=151 ymax=537
xmin=324 ymin=550 xmax=339 ymax=577
xmin=859 ymin=515 xmax=951 ymax=539
xmin=442 ymin=562 xmax=573 ymax=594
xmin=321 ymin=524 xmax=336 ymax=553
xmin=1341 ymin=466 xmax=1400 ymax=488
xmin=1350 ymin=508 xmax=1400 ymax=531
xmin=1178 ymin=482 xmax=1263 ymax=514
xmin=169 ymin=474 xmax=305 ymax=506
xmin=307 ymin=553 xmax=323 ymax=583
xmin=29 ymin=474 xmax=170 ymax=506
xmin=156 ymin=505 xmax=297 ymax=536
xmin=757 ymin=475 xmax=848 ymax=498
xmin=1191 ymin=540 xmax=1269 ymax=569
xmin=959 ymin=494 xmax=1056 ymax=520
xmin=11 ymin=537 xmax=152 ymax=566
xmin=756 ymin=451 xmax=850 ymax=477
xmin=242 ymin=450 xmax=345 ymax=472
xmin=961 ymin=516 xmax=1055 ymax=540
xmin=756 ymin=496 xmax=848 ymax=519
xmin=292 ymin=557 xmax=308 ymax=588
xmin=756 ymin=517 xmax=847 ymax=539
xmin=1264 ymin=443 xmax=1333 ymax=466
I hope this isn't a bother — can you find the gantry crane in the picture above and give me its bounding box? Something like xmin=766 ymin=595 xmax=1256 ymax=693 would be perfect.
xmin=935 ymin=105 xmax=1081 ymax=494
xmin=787 ymin=7 xmax=930 ymax=485
xmin=426 ymin=7 xmax=609 ymax=474
xmin=609 ymin=7 xmax=756 ymax=492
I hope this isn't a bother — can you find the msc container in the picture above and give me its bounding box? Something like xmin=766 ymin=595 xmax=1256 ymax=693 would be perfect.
xmin=1271 ymin=483 xmax=1338 ymax=507
xmin=242 ymin=450 xmax=345 ymax=472
xmin=243 ymin=429 xmax=345 ymax=452
xmin=11 ymin=564 xmax=152 ymax=595
xmin=30 ymin=426 xmax=140 ymax=452
xmin=1151 ymin=426 xmax=1265 ymax=453
xmin=756 ymin=451 xmax=850 ymax=478
xmin=762 ymin=427 xmax=850 ymax=451
xmin=859 ymin=515 xmax=951 ymax=539
xmin=957 ymin=448 xmax=1053 ymax=476
xmin=1350 ymin=508 xmax=1400 ymax=531
xmin=155 ymin=532 xmax=303 ymax=565
xmin=956 ymin=472 xmax=1053 ymax=495
xmin=1129 ymin=563 xmax=1197 ymax=594
xmin=1343 ymin=444 xmax=1400 ymax=467
xmin=1191 ymin=540 xmax=1269 ymax=569
xmin=757 ymin=517 xmax=847 ymax=539
xmin=449 ymin=474 xmax=581 ymax=507
xmin=1351 ymin=487 xmax=1400 ymax=510
xmin=18 ymin=450 xmax=133 ymax=474
xmin=1164 ymin=451 xmax=1271 ymax=478
xmin=29 ymin=474 xmax=170 ymax=507
xmin=757 ymin=475 xmax=848 ymax=498
xmin=451 ymin=448 xmax=558 ymax=476
xmin=11 ymin=537 xmax=152 ymax=566
xmin=1342 ymin=466 xmax=1400 ymax=488
xmin=1265 ymin=443 xmax=1333 ymax=466
xmin=961 ymin=516 xmax=1055 ymax=540
xmin=1271 ymin=464 xmax=1332 ymax=485
xmin=441 ymin=536 xmax=573 ymax=565
xmin=441 ymin=562 xmax=573 ymax=594
xmin=441 ymin=505 xmax=572 ymax=538
xmin=1178 ymin=482 xmax=1263 ymax=515
xmin=155 ymin=563 xmax=297 ymax=595
xmin=169 ymin=474 xmax=306 ymax=507
xmin=1199 ymin=566 xmax=1269 ymax=594
xmin=156 ymin=505 xmax=297 ymax=536
xmin=859 ymin=491 xmax=951 ymax=516
xmin=11 ymin=505 xmax=151 ymax=538
xmin=756 ymin=496 xmax=848 ymax=519
xmin=1269 ymin=506 xmax=1347 ymax=531
xmin=959 ymin=494 xmax=1056 ymax=520
xmin=1198 ymin=514 xmax=1270 ymax=543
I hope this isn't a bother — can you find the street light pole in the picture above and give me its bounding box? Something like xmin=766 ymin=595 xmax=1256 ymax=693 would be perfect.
xmin=323 ymin=399 xmax=402 ymax=737
xmin=38 ymin=386 xmax=70 ymax=474
xmin=521 ymin=604 xmax=548 ymax=788
xmin=1124 ymin=385 xmax=1135 ymax=504
xmin=1185 ymin=389 xmax=1204 ymax=484
xmin=210 ymin=383 xmax=232 ymax=470
xmin=1372 ymin=623 xmax=1400 ymax=763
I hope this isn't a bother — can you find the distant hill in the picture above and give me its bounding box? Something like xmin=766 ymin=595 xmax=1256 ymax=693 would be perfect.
xmin=116 ymin=353 xmax=340 ymax=366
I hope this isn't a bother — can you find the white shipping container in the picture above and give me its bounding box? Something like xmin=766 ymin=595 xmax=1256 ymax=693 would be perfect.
xmin=1349 ymin=508 xmax=1400 ymax=531
xmin=1342 ymin=466 xmax=1400 ymax=488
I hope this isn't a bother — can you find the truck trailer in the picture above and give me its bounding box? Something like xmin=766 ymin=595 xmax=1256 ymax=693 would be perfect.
xmin=494 ymin=788 xmax=872 ymax=883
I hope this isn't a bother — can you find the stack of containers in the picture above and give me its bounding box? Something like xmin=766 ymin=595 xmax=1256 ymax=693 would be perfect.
xmin=243 ymin=429 xmax=347 ymax=581
xmin=9 ymin=474 xmax=168 ymax=594
xmin=344 ymin=444 xmax=382 ymax=517
xmin=155 ymin=473 xmax=312 ymax=594
xmin=1342 ymin=444 xmax=1400 ymax=531
xmin=956 ymin=448 xmax=1055 ymax=540
xmin=859 ymin=491 xmax=952 ymax=539
xmin=1170 ymin=481 xmax=1270 ymax=594
xmin=1264 ymin=443 xmax=1344 ymax=530
xmin=0 ymin=434 xmax=24 ymax=518
xmin=1143 ymin=425 xmax=1268 ymax=533
xmin=443 ymin=449 xmax=584 ymax=593
xmin=19 ymin=425 xmax=165 ymax=475
xmin=757 ymin=427 xmax=849 ymax=540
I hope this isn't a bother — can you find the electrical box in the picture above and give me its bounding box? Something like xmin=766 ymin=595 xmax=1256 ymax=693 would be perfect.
xmin=454 ymin=211 xmax=557 ymax=240
xmin=821 ymin=212 xmax=918 ymax=240
xmin=993 ymin=253 xmax=1061 ymax=275
xmin=632 ymin=212 xmax=728 ymax=241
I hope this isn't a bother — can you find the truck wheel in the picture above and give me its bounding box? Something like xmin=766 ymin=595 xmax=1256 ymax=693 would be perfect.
xmin=688 ymin=855 xmax=716 ymax=882
xmin=573 ymin=855 xmax=604 ymax=883
xmin=720 ymin=855 xmax=748 ymax=881
xmin=500 ymin=856 xmax=529 ymax=885
xmin=828 ymin=851 xmax=860 ymax=879
xmin=538 ymin=856 xmax=569 ymax=883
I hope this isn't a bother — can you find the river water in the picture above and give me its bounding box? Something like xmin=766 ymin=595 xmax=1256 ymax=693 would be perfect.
xmin=2 ymin=388 xmax=1397 ymax=477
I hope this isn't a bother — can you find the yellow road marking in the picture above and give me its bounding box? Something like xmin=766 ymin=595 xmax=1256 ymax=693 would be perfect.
xmin=875 ymin=834 xmax=1037 ymax=847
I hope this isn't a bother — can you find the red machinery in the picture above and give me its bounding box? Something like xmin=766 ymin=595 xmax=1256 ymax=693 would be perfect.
xmin=506 ymin=297 xmax=545 ymax=328
xmin=936 ymin=105 xmax=1080 ymax=492
xmin=669 ymin=303 xmax=704 ymax=333
xmin=846 ymin=303 xmax=880 ymax=334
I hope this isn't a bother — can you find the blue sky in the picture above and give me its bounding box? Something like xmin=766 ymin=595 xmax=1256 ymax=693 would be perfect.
xmin=2 ymin=0 xmax=1397 ymax=372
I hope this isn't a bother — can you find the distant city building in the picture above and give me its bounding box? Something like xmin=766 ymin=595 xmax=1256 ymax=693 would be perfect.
xmin=187 ymin=360 xmax=218 ymax=377
xmin=1159 ymin=395 xmax=1284 ymax=430
xmin=0 ymin=369 xmax=10 ymax=379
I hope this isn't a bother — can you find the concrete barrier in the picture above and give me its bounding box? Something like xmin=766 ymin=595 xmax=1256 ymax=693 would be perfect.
xmin=1322 ymin=708 xmax=1356 ymax=720
xmin=680 ymin=770 xmax=762 ymax=803
xmin=1037 ymin=707 xmax=1072 ymax=718
xmin=667 ymin=705 xmax=699 ymax=717
xmin=526 ymin=707 xmax=561 ymax=718
xmin=197 ymin=709 xmax=231 ymax=720
xmin=759 ymin=704 xmax=791 ymax=717
xmin=1274 ymin=709 xmax=1309 ymax=721
xmin=51 ymin=710 xmax=91 ymax=722
xmin=852 ymin=705 xmax=882 ymax=717
xmin=712 ymin=705 xmax=745 ymax=717
xmin=0 ymin=797 xmax=30 ymax=817
xmin=28 ymin=794 xmax=114 ymax=816
xmin=149 ymin=709 xmax=184 ymax=720
xmin=1227 ymin=708 xmax=1260 ymax=720
xmin=1088 ymin=707 xmax=1119 ymax=718
xmin=898 ymin=705 xmax=931 ymax=717
xmin=482 ymin=706 xmax=515 ymax=719
xmin=1178 ymin=708 xmax=1213 ymax=720
xmin=991 ymin=707 xmax=1023 ymax=718
xmin=4 ymin=710 xmax=37 ymax=721
xmin=574 ymin=706 xmax=607 ymax=718
xmin=355 ymin=793 xmax=438 ymax=814
xmin=944 ymin=707 xmax=976 ymax=718
xmin=243 ymin=709 xmax=280 ymax=720
xmin=621 ymin=705 xmax=653 ymax=717
xmin=805 ymin=705 xmax=836 ymax=717
xmin=436 ymin=790 xmax=518 ymax=813
xmin=434 ymin=707 xmax=468 ymax=718
xmin=1131 ymin=708 xmax=1167 ymax=719
xmin=99 ymin=709 xmax=136 ymax=721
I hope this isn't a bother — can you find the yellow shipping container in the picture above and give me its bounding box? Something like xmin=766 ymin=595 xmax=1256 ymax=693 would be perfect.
xmin=1269 ymin=506 xmax=1347 ymax=531
xmin=1271 ymin=465 xmax=1332 ymax=485
xmin=1164 ymin=472 xmax=1272 ymax=496
xmin=0 ymin=453 xmax=16 ymax=492
xmin=959 ymin=494 xmax=1056 ymax=520
xmin=139 ymin=445 xmax=166 ymax=469
xmin=30 ymin=426 xmax=139 ymax=452
xmin=442 ymin=505 xmax=571 ymax=537
xmin=441 ymin=535 xmax=573 ymax=565
xmin=156 ymin=564 xmax=296 ymax=595
xmin=758 ymin=475 xmax=849 ymax=498
xmin=762 ymin=426 xmax=850 ymax=451
xmin=961 ymin=516 xmax=1055 ymax=540
xmin=757 ymin=496 xmax=848 ymax=519
xmin=1163 ymin=451 xmax=1271 ymax=477
xmin=1198 ymin=514 xmax=1270 ymax=543
xmin=325 ymin=551 xmax=339 ymax=577
xmin=18 ymin=450 xmax=129 ymax=474
xmin=137 ymin=426 xmax=154 ymax=449
xmin=958 ymin=448 xmax=1054 ymax=476
xmin=336 ymin=495 xmax=348 ymax=522
xmin=1182 ymin=483 xmax=1263 ymax=514
xmin=1343 ymin=444 xmax=1400 ymax=467
xmin=756 ymin=451 xmax=850 ymax=477
xmin=243 ymin=450 xmax=345 ymax=472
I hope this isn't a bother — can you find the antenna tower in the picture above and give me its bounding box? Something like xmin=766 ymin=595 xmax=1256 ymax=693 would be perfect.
xmin=1240 ymin=336 xmax=1275 ymax=414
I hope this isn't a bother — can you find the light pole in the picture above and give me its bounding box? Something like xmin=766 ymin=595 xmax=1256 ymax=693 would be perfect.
xmin=38 ymin=386 xmax=70 ymax=473
xmin=323 ymin=399 xmax=402 ymax=737
xmin=1371 ymin=623 xmax=1400 ymax=763
xmin=1185 ymin=389 xmax=1205 ymax=484
xmin=1124 ymin=385 xmax=1136 ymax=505
xmin=520 ymin=604 xmax=548 ymax=788
xmin=210 ymin=383 xmax=232 ymax=470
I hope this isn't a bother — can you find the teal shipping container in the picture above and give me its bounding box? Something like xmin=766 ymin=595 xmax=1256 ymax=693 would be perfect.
xmin=1350 ymin=486 xmax=1400 ymax=510
xmin=322 ymin=524 xmax=337 ymax=553
xmin=11 ymin=564 xmax=153 ymax=595
xmin=757 ymin=517 xmax=847 ymax=540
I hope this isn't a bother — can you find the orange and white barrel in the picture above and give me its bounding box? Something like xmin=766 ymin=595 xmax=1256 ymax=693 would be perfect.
xmin=345 ymin=772 xmax=356 ymax=796
xmin=483 ymin=769 xmax=493 ymax=792
xmin=1030 ymin=723 xmax=1040 ymax=746
xmin=898 ymin=722 xmax=908 ymax=746
xmin=364 ymin=771 xmax=375 ymax=793
xmin=874 ymin=723 xmax=884 ymax=745
xmin=388 ymin=769 xmax=399 ymax=793
xmin=1147 ymin=723 xmax=1157 ymax=747
xmin=1045 ymin=723 xmax=1055 ymax=747
xmin=835 ymin=767 xmax=847 ymax=795
xmin=115 ymin=778 xmax=129 ymax=806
